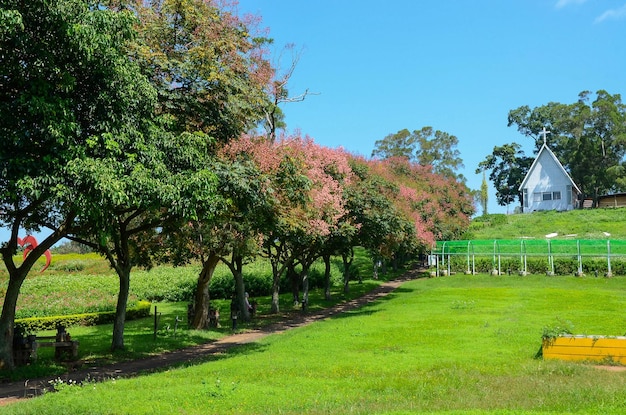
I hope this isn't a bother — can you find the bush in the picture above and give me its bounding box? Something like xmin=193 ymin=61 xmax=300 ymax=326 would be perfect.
xmin=15 ymin=300 xmax=151 ymax=333
xmin=209 ymin=273 xmax=235 ymax=299
xmin=48 ymin=261 xmax=87 ymax=272
xmin=131 ymin=266 xmax=198 ymax=302
xmin=443 ymin=255 xmax=626 ymax=276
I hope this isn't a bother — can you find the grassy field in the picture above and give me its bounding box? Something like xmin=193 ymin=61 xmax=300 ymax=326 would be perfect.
xmin=0 ymin=248 xmax=386 ymax=382
xmin=5 ymin=274 xmax=626 ymax=414
xmin=468 ymin=208 xmax=626 ymax=240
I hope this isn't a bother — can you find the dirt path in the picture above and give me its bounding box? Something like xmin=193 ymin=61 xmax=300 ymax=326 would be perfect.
xmin=0 ymin=271 xmax=419 ymax=405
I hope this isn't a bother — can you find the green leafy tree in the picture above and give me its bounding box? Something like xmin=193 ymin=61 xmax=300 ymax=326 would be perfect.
xmin=67 ymin=132 xmax=219 ymax=351
xmin=507 ymin=90 xmax=626 ymax=201
xmin=129 ymin=0 xmax=274 ymax=143
xmin=344 ymin=158 xmax=414 ymax=279
xmin=413 ymin=127 xmax=465 ymax=181
xmin=371 ymin=127 xmax=465 ymax=181
xmin=157 ymin=158 xmax=272 ymax=328
xmin=103 ymin=0 xmax=276 ymax=332
xmin=477 ymin=144 xmax=533 ymax=208
xmin=66 ymin=0 xmax=275 ymax=350
xmin=0 ymin=0 xmax=155 ymax=367
xmin=371 ymin=129 xmax=415 ymax=160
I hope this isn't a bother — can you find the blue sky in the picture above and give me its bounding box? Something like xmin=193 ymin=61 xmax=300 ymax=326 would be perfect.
xmin=237 ymin=0 xmax=626 ymax=214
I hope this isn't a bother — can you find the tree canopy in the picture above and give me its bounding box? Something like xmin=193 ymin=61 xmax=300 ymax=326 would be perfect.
xmin=507 ymin=90 xmax=626 ymax=201
xmin=0 ymin=0 xmax=162 ymax=367
xmin=476 ymin=143 xmax=533 ymax=207
xmin=371 ymin=127 xmax=465 ymax=181
xmin=0 ymin=0 xmax=475 ymax=370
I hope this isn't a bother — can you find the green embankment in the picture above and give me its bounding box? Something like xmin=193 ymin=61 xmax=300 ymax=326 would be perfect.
xmin=468 ymin=209 xmax=626 ymax=240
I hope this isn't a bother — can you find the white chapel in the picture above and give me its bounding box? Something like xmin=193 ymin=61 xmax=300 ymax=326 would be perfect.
xmin=518 ymin=128 xmax=581 ymax=213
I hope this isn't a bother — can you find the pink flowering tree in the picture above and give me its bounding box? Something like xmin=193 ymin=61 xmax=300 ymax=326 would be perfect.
xmin=222 ymin=133 xmax=354 ymax=312
xmin=348 ymin=156 xmax=474 ymax=273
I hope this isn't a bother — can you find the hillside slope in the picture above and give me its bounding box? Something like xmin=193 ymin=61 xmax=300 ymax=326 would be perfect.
xmin=468 ymin=208 xmax=626 ymax=240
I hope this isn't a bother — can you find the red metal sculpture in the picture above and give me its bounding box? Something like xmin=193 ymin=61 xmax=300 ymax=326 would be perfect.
xmin=18 ymin=235 xmax=51 ymax=272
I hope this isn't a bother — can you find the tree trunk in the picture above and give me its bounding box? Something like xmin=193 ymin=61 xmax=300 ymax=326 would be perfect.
xmin=230 ymin=254 xmax=250 ymax=321
xmin=271 ymin=273 xmax=281 ymax=313
xmin=111 ymin=264 xmax=131 ymax=352
xmin=288 ymin=264 xmax=300 ymax=305
xmin=270 ymin=259 xmax=282 ymax=314
xmin=191 ymin=253 xmax=220 ymax=329
xmin=323 ymin=253 xmax=332 ymax=300
xmin=342 ymin=250 xmax=353 ymax=293
xmin=0 ymin=269 xmax=28 ymax=370
xmin=1 ymin=230 xmax=65 ymax=370
xmin=301 ymin=264 xmax=310 ymax=312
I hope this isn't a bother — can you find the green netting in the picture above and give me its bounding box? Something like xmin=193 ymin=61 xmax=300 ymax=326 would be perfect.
xmin=431 ymin=239 xmax=626 ymax=276
xmin=433 ymin=239 xmax=626 ymax=257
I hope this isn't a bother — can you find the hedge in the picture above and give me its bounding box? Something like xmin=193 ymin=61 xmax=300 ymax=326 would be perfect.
xmin=442 ymin=256 xmax=626 ymax=276
xmin=15 ymin=300 xmax=152 ymax=333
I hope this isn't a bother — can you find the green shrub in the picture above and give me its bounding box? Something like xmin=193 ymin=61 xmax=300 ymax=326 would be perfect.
xmin=443 ymin=255 xmax=626 ymax=276
xmin=15 ymin=300 xmax=151 ymax=333
xmin=210 ymin=272 xmax=235 ymax=299
xmin=48 ymin=261 xmax=87 ymax=272
xmin=131 ymin=266 xmax=198 ymax=302
xmin=242 ymin=271 xmax=273 ymax=298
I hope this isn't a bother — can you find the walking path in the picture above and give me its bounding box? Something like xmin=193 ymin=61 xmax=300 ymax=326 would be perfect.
xmin=0 ymin=271 xmax=419 ymax=406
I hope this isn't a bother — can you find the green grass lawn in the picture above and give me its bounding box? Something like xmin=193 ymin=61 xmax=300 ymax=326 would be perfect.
xmin=6 ymin=273 xmax=626 ymax=414
xmin=469 ymin=209 xmax=626 ymax=240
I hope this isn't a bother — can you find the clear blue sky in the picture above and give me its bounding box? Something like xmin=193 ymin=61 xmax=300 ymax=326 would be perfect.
xmin=237 ymin=0 xmax=626 ymax=214
xmin=3 ymin=0 xmax=625 ymax=245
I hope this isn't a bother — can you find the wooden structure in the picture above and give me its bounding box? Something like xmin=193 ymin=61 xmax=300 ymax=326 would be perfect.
xmin=543 ymin=335 xmax=626 ymax=364
xmin=597 ymin=193 xmax=626 ymax=209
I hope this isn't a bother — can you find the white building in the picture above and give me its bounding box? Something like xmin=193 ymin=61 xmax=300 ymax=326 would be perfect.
xmin=518 ymin=129 xmax=581 ymax=213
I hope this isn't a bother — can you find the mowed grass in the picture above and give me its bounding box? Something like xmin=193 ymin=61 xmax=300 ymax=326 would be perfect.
xmin=6 ymin=274 xmax=626 ymax=414
xmin=469 ymin=208 xmax=626 ymax=240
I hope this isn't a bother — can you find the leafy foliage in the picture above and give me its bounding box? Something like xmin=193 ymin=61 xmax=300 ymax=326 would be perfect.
xmin=476 ymin=143 xmax=533 ymax=207
xmin=129 ymin=0 xmax=274 ymax=142
xmin=507 ymin=90 xmax=626 ymax=201
xmin=371 ymin=127 xmax=465 ymax=181
xmin=0 ymin=0 xmax=160 ymax=368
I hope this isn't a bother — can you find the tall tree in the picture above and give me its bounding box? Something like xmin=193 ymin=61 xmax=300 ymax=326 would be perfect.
xmin=413 ymin=127 xmax=465 ymax=181
xmin=157 ymin=158 xmax=272 ymax=328
xmin=476 ymin=143 xmax=533 ymax=208
xmin=371 ymin=129 xmax=414 ymax=160
xmin=479 ymin=171 xmax=489 ymax=216
xmin=66 ymin=0 xmax=276 ymax=351
xmin=0 ymin=0 xmax=155 ymax=367
xmin=371 ymin=127 xmax=465 ymax=181
xmin=129 ymin=0 xmax=274 ymax=143
xmin=507 ymin=90 xmax=626 ymax=201
xmin=66 ymin=132 xmax=218 ymax=351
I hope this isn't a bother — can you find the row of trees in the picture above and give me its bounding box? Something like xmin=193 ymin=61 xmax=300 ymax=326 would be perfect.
xmin=0 ymin=0 xmax=473 ymax=370
xmin=478 ymin=90 xmax=626 ymax=208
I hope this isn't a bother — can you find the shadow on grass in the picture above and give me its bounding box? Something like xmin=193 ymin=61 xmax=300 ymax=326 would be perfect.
xmin=2 ymin=273 xmax=419 ymax=386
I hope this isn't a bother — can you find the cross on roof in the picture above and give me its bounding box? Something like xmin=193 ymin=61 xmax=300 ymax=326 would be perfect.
xmin=540 ymin=127 xmax=550 ymax=145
